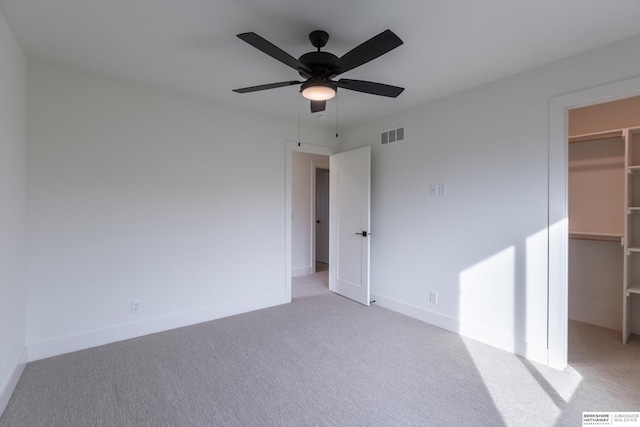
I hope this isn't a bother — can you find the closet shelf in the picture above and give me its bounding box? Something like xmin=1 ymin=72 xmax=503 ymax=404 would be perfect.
xmin=569 ymin=130 xmax=623 ymax=144
xmin=628 ymin=207 xmax=640 ymax=214
xmin=627 ymin=285 xmax=640 ymax=296
xmin=569 ymin=231 xmax=623 ymax=242
xmin=627 ymin=247 xmax=640 ymax=254
xmin=628 ymin=165 xmax=640 ymax=174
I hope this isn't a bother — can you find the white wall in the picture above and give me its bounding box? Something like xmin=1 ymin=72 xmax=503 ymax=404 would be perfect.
xmin=25 ymin=61 xmax=335 ymax=360
xmin=0 ymin=11 xmax=27 ymax=414
xmin=291 ymin=151 xmax=329 ymax=276
xmin=339 ymin=33 xmax=640 ymax=363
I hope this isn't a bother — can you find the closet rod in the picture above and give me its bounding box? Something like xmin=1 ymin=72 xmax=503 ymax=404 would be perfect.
xmin=568 ymin=130 xmax=623 ymax=144
xmin=569 ymin=231 xmax=623 ymax=243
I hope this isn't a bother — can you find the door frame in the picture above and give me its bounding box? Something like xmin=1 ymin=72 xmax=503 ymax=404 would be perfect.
xmin=548 ymin=75 xmax=640 ymax=369
xmin=285 ymin=140 xmax=335 ymax=302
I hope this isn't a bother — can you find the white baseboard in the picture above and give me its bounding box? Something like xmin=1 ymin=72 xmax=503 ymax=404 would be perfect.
xmin=27 ymin=293 xmax=289 ymax=362
xmin=569 ymin=305 xmax=621 ymax=331
xmin=371 ymin=292 xmax=548 ymax=366
xmin=291 ymin=266 xmax=313 ymax=277
xmin=0 ymin=347 xmax=27 ymax=417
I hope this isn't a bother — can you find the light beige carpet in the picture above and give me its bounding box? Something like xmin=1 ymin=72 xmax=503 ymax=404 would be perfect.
xmin=1 ymin=271 xmax=639 ymax=426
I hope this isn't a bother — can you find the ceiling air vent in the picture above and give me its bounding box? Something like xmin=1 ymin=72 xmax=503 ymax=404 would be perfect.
xmin=381 ymin=126 xmax=405 ymax=145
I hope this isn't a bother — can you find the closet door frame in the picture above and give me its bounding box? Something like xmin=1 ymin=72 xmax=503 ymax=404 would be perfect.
xmin=549 ymin=75 xmax=640 ymax=370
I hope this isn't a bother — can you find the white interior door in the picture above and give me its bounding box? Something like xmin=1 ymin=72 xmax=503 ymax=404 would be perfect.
xmin=329 ymin=146 xmax=371 ymax=306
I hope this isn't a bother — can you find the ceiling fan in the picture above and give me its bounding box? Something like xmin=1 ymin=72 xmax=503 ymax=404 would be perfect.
xmin=233 ymin=29 xmax=404 ymax=113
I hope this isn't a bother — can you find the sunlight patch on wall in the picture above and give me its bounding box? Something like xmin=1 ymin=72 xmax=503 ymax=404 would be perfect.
xmin=459 ymin=247 xmax=515 ymax=337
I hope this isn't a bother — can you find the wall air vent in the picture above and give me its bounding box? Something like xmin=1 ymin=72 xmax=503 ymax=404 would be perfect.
xmin=381 ymin=126 xmax=405 ymax=145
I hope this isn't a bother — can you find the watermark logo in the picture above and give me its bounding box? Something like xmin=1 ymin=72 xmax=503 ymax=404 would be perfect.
xmin=583 ymin=412 xmax=640 ymax=426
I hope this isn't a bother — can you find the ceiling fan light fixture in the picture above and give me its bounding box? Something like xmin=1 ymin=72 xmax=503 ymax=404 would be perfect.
xmin=301 ymin=81 xmax=336 ymax=101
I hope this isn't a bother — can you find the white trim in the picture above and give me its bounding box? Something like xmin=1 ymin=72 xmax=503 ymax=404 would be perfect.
xmin=285 ymin=140 xmax=335 ymax=301
xmin=0 ymin=347 xmax=27 ymax=417
xmin=372 ymin=292 xmax=548 ymax=365
xmin=548 ymin=75 xmax=640 ymax=370
xmin=27 ymin=293 xmax=287 ymax=362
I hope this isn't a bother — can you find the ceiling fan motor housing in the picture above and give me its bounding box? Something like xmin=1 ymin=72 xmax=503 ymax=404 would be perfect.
xmin=297 ymin=51 xmax=338 ymax=78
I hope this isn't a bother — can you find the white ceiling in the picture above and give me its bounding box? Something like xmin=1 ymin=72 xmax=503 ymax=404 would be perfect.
xmin=2 ymin=0 xmax=640 ymax=129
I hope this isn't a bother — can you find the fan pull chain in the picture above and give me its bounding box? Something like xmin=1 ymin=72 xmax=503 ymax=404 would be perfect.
xmin=335 ymin=92 xmax=339 ymax=139
xmin=298 ymin=92 xmax=301 ymax=146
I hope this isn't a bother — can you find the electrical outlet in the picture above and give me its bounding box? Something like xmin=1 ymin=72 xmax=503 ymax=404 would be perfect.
xmin=438 ymin=183 xmax=447 ymax=196
xmin=131 ymin=300 xmax=141 ymax=314
xmin=430 ymin=184 xmax=438 ymax=196
xmin=429 ymin=291 xmax=438 ymax=304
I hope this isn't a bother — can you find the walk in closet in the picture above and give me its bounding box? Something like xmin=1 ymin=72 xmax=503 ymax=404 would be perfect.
xmin=568 ymin=96 xmax=640 ymax=343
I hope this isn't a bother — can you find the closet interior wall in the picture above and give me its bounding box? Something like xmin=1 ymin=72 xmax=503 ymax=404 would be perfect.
xmin=568 ymin=96 xmax=640 ymax=338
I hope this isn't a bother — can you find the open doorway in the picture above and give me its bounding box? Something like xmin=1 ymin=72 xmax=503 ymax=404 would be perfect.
xmin=315 ymin=167 xmax=330 ymax=272
xmin=564 ymin=96 xmax=640 ymax=380
xmin=284 ymin=141 xmax=335 ymax=302
xmin=291 ymin=151 xmax=330 ymax=277
xmin=286 ymin=143 xmax=372 ymax=306
xmin=549 ymin=76 xmax=640 ymax=369
xmin=567 ymin=97 xmax=637 ymax=356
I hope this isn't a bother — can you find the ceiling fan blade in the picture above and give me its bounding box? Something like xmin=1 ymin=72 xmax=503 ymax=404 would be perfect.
xmin=329 ymin=30 xmax=403 ymax=76
xmin=335 ymin=79 xmax=404 ymax=97
xmin=233 ymin=81 xmax=302 ymax=94
xmin=237 ymin=32 xmax=312 ymax=77
xmin=310 ymin=100 xmax=326 ymax=113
